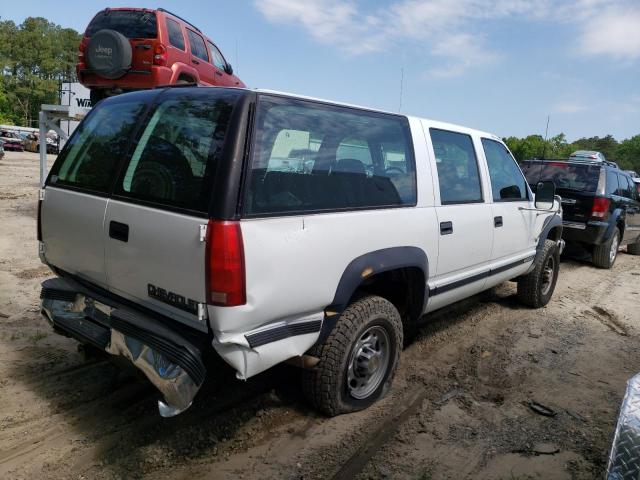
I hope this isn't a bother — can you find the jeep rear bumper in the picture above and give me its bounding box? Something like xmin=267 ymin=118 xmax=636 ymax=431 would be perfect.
xmin=40 ymin=277 xmax=206 ymax=417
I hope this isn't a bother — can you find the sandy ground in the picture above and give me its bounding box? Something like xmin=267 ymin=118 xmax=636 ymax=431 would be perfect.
xmin=1 ymin=151 xmax=640 ymax=479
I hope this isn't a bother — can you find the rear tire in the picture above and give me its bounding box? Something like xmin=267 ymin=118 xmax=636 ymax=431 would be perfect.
xmin=303 ymin=295 xmax=402 ymax=416
xmin=517 ymin=239 xmax=560 ymax=308
xmin=593 ymin=229 xmax=620 ymax=269
xmin=628 ymin=238 xmax=640 ymax=256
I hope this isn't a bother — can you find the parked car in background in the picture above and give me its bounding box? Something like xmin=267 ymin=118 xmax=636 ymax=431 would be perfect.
xmin=522 ymin=158 xmax=640 ymax=268
xmin=77 ymin=8 xmax=245 ymax=104
xmin=625 ymin=170 xmax=638 ymax=179
xmin=38 ymin=87 xmax=563 ymax=418
xmin=0 ymin=130 xmax=25 ymax=151
xmin=570 ymin=150 xmax=607 ymax=162
xmin=0 ymin=140 xmax=5 ymax=159
xmin=23 ymin=133 xmax=59 ymax=154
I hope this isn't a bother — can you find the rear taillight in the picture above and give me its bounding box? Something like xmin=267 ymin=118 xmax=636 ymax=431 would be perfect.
xmin=78 ymin=39 xmax=86 ymax=62
xmin=206 ymin=220 xmax=246 ymax=307
xmin=591 ymin=197 xmax=610 ymax=220
xmin=153 ymin=44 xmax=167 ymax=66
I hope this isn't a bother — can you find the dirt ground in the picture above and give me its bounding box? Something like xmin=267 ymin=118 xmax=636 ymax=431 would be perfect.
xmin=1 ymin=151 xmax=640 ymax=480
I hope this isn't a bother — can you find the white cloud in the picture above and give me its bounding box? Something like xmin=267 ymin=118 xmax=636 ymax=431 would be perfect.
xmin=254 ymin=0 xmax=640 ymax=77
xmin=579 ymin=8 xmax=640 ymax=60
xmin=551 ymin=101 xmax=588 ymax=114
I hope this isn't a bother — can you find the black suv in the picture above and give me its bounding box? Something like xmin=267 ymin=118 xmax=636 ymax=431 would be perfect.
xmin=522 ymin=159 xmax=640 ymax=268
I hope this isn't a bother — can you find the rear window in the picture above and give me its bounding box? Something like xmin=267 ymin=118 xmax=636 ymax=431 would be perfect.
xmin=86 ymin=10 xmax=158 ymax=39
xmin=245 ymin=95 xmax=416 ymax=216
xmin=113 ymin=89 xmax=241 ymax=213
xmin=521 ymin=161 xmax=600 ymax=192
xmin=48 ymin=96 xmax=149 ymax=193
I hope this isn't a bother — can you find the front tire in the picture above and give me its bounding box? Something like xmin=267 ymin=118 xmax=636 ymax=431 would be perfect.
xmin=593 ymin=229 xmax=620 ymax=269
xmin=517 ymin=239 xmax=560 ymax=308
xmin=303 ymin=295 xmax=402 ymax=416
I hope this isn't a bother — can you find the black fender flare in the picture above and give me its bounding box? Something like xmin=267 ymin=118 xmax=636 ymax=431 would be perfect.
xmin=317 ymin=247 xmax=429 ymax=344
xmin=602 ymin=209 xmax=625 ymax=243
xmin=525 ymin=214 xmax=563 ymax=274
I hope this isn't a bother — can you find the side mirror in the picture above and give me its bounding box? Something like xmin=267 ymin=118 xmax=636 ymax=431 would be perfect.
xmin=224 ymin=63 xmax=233 ymax=75
xmin=535 ymin=181 xmax=556 ymax=210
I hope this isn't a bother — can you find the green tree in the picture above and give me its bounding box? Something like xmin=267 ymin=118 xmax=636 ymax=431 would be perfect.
xmin=0 ymin=17 xmax=80 ymax=127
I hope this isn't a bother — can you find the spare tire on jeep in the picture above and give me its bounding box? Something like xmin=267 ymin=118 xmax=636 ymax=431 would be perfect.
xmin=86 ymin=29 xmax=132 ymax=79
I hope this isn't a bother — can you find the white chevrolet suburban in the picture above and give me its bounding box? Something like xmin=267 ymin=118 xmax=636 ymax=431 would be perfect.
xmin=38 ymin=87 xmax=563 ymax=417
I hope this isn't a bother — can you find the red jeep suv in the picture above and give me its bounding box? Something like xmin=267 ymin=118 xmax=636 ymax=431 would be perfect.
xmin=77 ymin=8 xmax=245 ymax=104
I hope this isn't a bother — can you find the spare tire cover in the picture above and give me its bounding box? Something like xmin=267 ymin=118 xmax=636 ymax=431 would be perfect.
xmin=86 ymin=29 xmax=132 ymax=80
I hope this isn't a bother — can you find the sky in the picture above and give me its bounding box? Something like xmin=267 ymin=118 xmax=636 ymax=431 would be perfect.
xmin=2 ymin=0 xmax=640 ymax=141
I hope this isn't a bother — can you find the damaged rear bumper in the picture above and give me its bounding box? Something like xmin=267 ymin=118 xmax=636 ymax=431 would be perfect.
xmin=40 ymin=277 xmax=206 ymax=417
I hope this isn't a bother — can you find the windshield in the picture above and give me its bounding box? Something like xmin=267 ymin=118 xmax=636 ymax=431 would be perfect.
xmin=521 ymin=161 xmax=601 ymax=192
xmin=86 ymin=10 xmax=158 ymax=39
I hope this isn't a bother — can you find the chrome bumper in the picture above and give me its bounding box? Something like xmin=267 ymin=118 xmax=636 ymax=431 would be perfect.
xmin=40 ymin=277 xmax=206 ymax=417
xmin=607 ymin=373 xmax=640 ymax=479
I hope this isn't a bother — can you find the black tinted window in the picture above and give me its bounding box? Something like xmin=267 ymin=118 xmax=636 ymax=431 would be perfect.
xmin=430 ymin=129 xmax=482 ymax=204
xmin=86 ymin=10 xmax=157 ymax=38
xmin=166 ymin=18 xmax=185 ymax=50
xmin=49 ymin=97 xmax=148 ymax=193
xmin=187 ymin=30 xmax=208 ymax=61
xmin=245 ymin=96 xmax=416 ymax=216
xmin=482 ymin=138 xmax=527 ymax=201
xmin=522 ymin=161 xmax=600 ymax=192
xmin=606 ymin=171 xmax=619 ymax=195
xmin=617 ymin=173 xmax=632 ymax=198
xmin=115 ymin=90 xmax=240 ymax=213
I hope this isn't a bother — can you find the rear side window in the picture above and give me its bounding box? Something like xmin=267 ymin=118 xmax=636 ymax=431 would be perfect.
xmin=617 ymin=173 xmax=632 ymax=198
xmin=187 ymin=30 xmax=208 ymax=62
xmin=207 ymin=41 xmax=226 ymax=70
xmin=245 ymin=95 xmax=416 ymax=216
xmin=430 ymin=128 xmax=483 ymax=204
xmin=114 ymin=90 xmax=241 ymax=213
xmin=48 ymin=98 xmax=148 ymax=193
xmin=482 ymin=138 xmax=528 ymax=201
xmin=606 ymin=171 xmax=619 ymax=195
xmin=86 ymin=10 xmax=157 ymax=38
xmin=166 ymin=18 xmax=185 ymax=50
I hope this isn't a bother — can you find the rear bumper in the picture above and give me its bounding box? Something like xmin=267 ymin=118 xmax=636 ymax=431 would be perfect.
xmin=562 ymin=220 xmax=610 ymax=246
xmin=77 ymin=65 xmax=173 ymax=89
xmin=40 ymin=277 xmax=206 ymax=417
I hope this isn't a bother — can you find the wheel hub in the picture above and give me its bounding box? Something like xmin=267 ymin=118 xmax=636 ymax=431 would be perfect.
xmin=347 ymin=326 xmax=390 ymax=400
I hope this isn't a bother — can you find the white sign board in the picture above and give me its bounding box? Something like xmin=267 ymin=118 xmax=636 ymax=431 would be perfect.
xmin=60 ymin=82 xmax=92 ymax=143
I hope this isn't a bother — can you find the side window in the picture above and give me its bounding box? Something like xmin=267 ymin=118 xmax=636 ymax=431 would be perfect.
xmin=430 ymin=128 xmax=483 ymax=204
xmin=617 ymin=173 xmax=631 ymax=198
xmin=245 ymin=96 xmax=417 ymax=215
xmin=187 ymin=30 xmax=208 ymax=62
xmin=336 ymin=138 xmax=373 ymax=170
xmin=49 ymin=99 xmax=148 ymax=193
xmin=481 ymin=138 xmax=528 ymax=201
xmin=113 ymin=90 xmax=240 ymax=212
xmin=626 ymin=176 xmax=638 ymax=200
xmin=606 ymin=171 xmax=619 ymax=196
xmin=166 ymin=18 xmax=185 ymax=50
xmin=207 ymin=41 xmax=226 ymax=70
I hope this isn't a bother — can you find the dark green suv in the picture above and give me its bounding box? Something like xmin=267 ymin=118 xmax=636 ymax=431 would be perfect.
xmin=522 ymin=158 xmax=640 ymax=268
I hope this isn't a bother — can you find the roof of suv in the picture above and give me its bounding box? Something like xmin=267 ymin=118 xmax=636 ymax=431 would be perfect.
xmin=255 ymin=88 xmax=503 ymax=142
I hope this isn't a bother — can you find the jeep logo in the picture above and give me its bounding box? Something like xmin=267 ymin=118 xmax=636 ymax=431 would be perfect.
xmin=95 ymin=45 xmax=113 ymax=56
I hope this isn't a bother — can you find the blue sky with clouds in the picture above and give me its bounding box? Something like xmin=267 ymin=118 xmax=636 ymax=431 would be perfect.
xmin=2 ymin=0 xmax=640 ymax=140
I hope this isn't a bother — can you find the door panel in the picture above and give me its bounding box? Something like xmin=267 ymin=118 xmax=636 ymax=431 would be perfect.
xmin=490 ymin=202 xmax=536 ymax=263
xmin=41 ymin=188 xmax=109 ymax=288
xmin=104 ymin=200 xmax=206 ymax=328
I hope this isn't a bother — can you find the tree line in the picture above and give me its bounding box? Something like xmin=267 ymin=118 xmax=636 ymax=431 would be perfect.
xmin=0 ymin=17 xmax=80 ymax=127
xmin=504 ymin=133 xmax=640 ymax=172
xmin=1 ymin=17 xmax=639 ymax=172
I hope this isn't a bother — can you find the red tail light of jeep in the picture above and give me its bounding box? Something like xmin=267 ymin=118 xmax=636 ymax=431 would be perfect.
xmin=153 ymin=44 xmax=167 ymax=66
xmin=205 ymin=220 xmax=246 ymax=307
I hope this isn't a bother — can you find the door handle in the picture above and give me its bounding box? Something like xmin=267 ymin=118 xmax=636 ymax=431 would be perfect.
xmin=494 ymin=216 xmax=503 ymax=227
xmin=109 ymin=221 xmax=129 ymax=243
xmin=191 ymin=59 xmax=200 ymax=65
xmin=440 ymin=221 xmax=453 ymax=235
